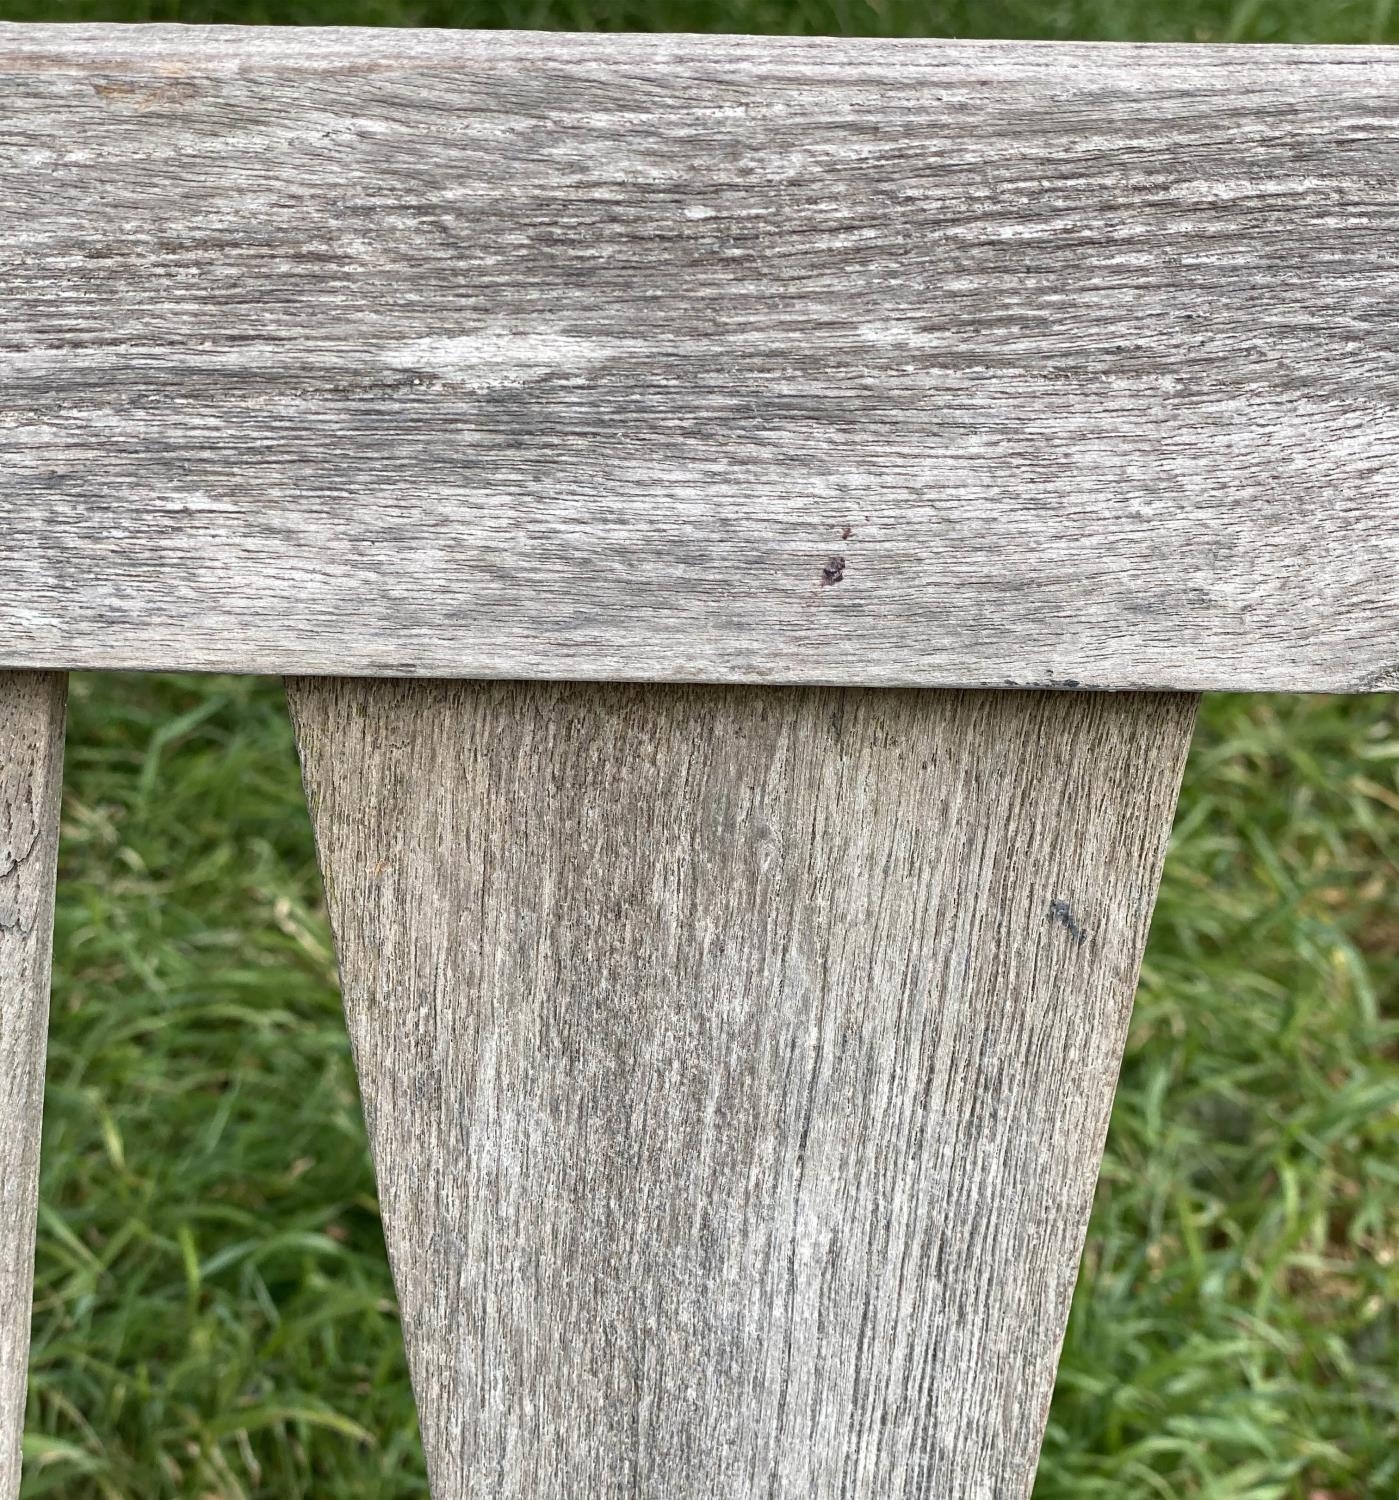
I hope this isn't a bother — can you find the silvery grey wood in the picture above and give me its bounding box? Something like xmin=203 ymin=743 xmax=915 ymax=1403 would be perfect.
xmin=2 ymin=28 xmax=1397 ymax=692
xmin=0 ymin=673 xmax=66 ymax=1500
xmin=290 ymin=677 xmax=1196 ymax=1497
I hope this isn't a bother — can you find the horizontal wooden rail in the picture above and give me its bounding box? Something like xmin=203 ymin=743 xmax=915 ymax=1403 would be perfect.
xmin=2 ymin=26 xmax=1397 ymax=690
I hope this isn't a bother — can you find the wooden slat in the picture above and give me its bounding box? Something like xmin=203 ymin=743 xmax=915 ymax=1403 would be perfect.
xmin=290 ymin=677 xmax=1196 ymax=1497
xmin=3 ymin=28 xmax=1397 ymax=692
xmin=0 ymin=673 xmax=66 ymax=1500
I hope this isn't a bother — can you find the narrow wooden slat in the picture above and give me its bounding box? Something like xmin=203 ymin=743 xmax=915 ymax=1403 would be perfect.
xmin=0 ymin=672 xmax=66 ymax=1499
xmin=290 ymin=678 xmax=1196 ymax=1497
xmin=2 ymin=28 xmax=1397 ymax=691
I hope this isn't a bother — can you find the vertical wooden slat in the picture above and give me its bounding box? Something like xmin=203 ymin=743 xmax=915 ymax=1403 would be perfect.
xmin=290 ymin=679 xmax=1196 ymax=1498
xmin=0 ymin=672 xmax=66 ymax=1499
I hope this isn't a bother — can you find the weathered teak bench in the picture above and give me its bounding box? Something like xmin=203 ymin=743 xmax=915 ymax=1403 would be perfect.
xmin=2 ymin=23 xmax=1395 ymax=1497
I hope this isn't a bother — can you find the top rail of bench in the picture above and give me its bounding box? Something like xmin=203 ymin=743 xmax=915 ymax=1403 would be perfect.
xmin=2 ymin=25 xmax=1396 ymax=691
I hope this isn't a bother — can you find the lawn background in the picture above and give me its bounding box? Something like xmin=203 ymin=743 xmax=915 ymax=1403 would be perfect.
xmin=4 ymin=0 xmax=1398 ymax=1495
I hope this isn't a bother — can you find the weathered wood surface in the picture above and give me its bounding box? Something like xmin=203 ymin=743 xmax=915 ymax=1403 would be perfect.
xmin=291 ymin=678 xmax=1197 ymax=1497
xmin=0 ymin=674 xmax=66 ymax=1500
xmin=2 ymin=29 xmax=1397 ymax=692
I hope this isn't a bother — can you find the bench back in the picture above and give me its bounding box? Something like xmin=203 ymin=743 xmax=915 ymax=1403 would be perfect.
xmin=2 ymin=26 xmax=1395 ymax=1499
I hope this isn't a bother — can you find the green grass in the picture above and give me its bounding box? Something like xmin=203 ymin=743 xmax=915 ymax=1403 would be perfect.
xmin=29 ymin=677 xmax=423 ymax=1500
xmin=26 ymin=680 xmax=1399 ymax=1499
xmin=1 ymin=0 xmax=1398 ymax=43
xmin=8 ymin=0 xmax=1399 ymax=1492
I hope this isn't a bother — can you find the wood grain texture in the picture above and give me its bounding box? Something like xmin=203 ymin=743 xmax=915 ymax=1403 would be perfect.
xmin=0 ymin=673 xmax=66 ymax=1500
xmin=2 ymin=28 xmax=1397 ymax=691
xmin=290 ymin=677 xmax=1197 ymax=1497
